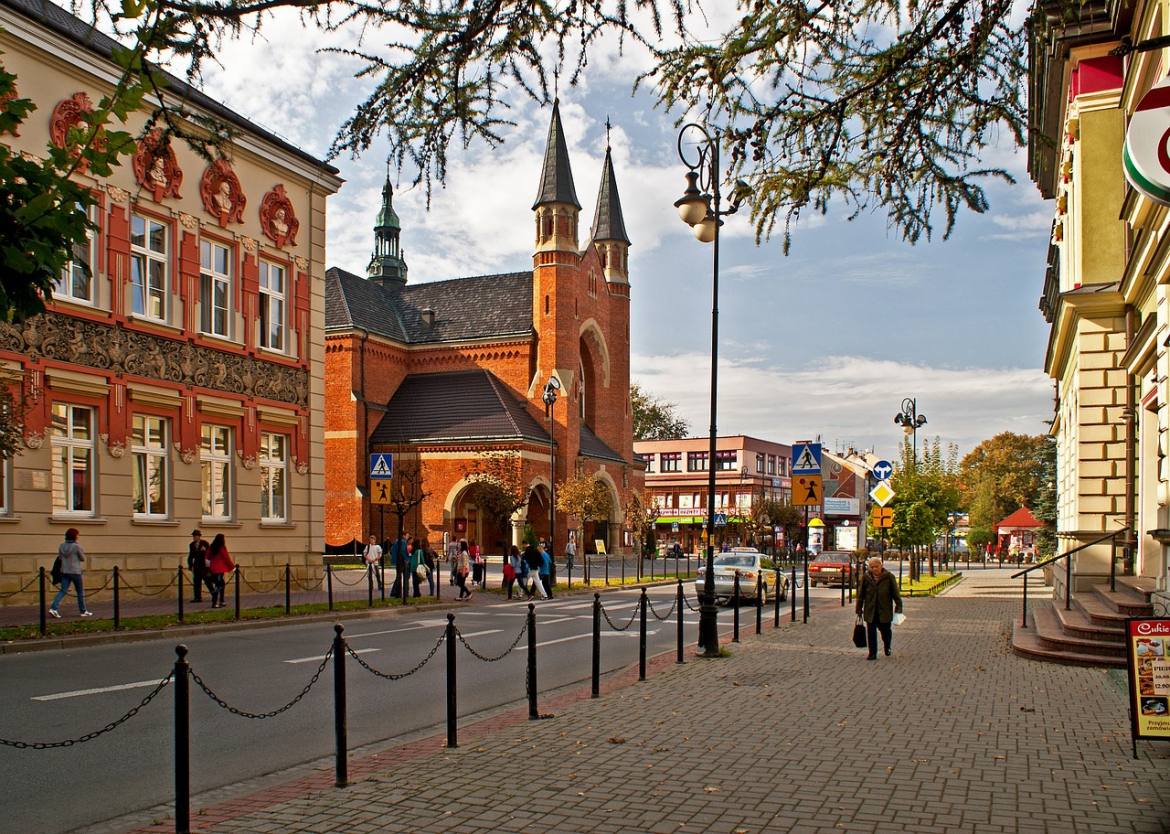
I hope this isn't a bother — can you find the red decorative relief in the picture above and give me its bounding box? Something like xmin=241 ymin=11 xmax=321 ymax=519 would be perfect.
xmin=49 ymin=92 xmax=95 ymax=171
xmin=132 ymin=129 xmax=183 ymax=202
xmin=259 ymin=184 xmax=299 ymax=248
xmin=200 ymin=159 xmax=246 ymax=227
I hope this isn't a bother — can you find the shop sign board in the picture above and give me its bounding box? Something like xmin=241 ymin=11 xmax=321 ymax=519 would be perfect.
xmin=1124 ymin=77 xmax=1170 ymax=205
xmin=1126 ymin=617 xmax=1170 ymax=757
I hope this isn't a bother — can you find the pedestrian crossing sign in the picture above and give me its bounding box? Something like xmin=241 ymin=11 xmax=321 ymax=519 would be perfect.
xmin=792 ymin=443 xmax=822 ymax=474
xmin=370 ymin=453 xmax=394 ymax=480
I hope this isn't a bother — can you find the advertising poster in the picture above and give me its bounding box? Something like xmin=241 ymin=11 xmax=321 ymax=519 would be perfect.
xmin=1127 ymin=618 xmax=1170 ymax=755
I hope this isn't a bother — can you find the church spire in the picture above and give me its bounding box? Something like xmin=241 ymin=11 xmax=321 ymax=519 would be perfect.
xmin=532 ymin=100 xmax=581 ymax=211
xmin=590 ymin=142 xmax=630 ymax=284
xmin=367 ymin=175 xmax=408 ymax=290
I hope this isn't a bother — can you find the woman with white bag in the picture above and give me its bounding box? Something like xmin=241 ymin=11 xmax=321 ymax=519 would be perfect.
xmin=855 ymin=556 xmax=903 ymax=660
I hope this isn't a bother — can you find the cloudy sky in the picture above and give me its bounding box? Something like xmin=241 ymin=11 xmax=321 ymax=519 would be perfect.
xmin=185 ymin=7 xmax=1053 ymax=462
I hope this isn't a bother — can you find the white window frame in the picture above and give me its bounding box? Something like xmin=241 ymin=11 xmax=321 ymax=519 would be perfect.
xmin=55 ymin=203 xmax=97 ymax=304
xmin=258 ymin=260 xmax=287 ymax=352
xmin=201 ymin=424 xmax=233 ymax=521
xmin=130 ymin=214 xmax=168 ymax=321
xmin=50 ymin=403 xmax=95 ymax=517
xmin=260 ymin=431 xmax=288 ymax=522
xmin=200 ymin=239 xmax=233 ymax=339
xmin=0 ymin=455 xmax=9 ymax=515
xmin=131 ymin=414 xmax=169 ymax=518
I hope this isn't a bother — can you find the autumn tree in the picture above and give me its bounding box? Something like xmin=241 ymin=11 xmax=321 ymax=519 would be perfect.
xmin=4 ymin=0 xmax=1038 ymax=319
xmin=556 ymin=471 xmax=615 ymax=555
xmin=631 ymin=383 xmax=690 ymax=441
xmin=889 ymin=438 xmax=960 ymax=578
xmin=464 ymin=451 xmax=533 ymax=555
xmin=623 ymin=488 xmax=663 ymax=568
xmin=958 ymin=433 xmax=1049 ymax=532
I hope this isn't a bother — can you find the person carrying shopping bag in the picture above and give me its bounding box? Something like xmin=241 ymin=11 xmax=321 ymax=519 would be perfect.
xmin=855 ymin=556 xmax=902 ymax=659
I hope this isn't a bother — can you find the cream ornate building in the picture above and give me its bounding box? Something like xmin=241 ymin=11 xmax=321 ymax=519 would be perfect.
xmin=0 ymin=0 xmax=343 ymax=602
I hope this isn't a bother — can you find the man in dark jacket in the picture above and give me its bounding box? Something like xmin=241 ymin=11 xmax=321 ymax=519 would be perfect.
xmin=855 ymin=557 xmax=903 ymax=659
xmin=187 ymin=530 xmax=213 ymax=603
xmin=522 ymin=543 xmax=546 ymax=600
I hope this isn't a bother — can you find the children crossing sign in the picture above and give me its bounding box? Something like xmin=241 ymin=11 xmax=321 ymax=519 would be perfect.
xmin=792 ymin=475 xmax=822 ymax=506
xmin=369 ymin=453 xmax=394 ymax=480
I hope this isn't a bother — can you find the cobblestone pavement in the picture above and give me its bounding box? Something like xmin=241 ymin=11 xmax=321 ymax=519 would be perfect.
xmin=123 ymin=570 xmax=1168 ymax=834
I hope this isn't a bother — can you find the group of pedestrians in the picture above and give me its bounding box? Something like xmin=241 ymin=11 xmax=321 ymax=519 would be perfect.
xmin=364 ymin=532 xmax=436 ymax=598
xmin=186 ymin=529 xmax=235 ymax=608
xmin=502 ymin=542 xmax=553 ymax=601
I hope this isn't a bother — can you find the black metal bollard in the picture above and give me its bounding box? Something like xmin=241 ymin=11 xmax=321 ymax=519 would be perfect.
xmin=773 ymin=568 xmax=781 ymax=628
xmin=527 ymin=603 xmax=538 ymax=719
xmin=380 ymin=557 xmax=386 ymax=601
xmin=732 ymin=573 xmax=741 ymax=643
xmin=676 ymin=580 xmax=685 ymax=664
xmin=639 ymin=588 xmax=648 ymax=681
xmin=234 ymin=567 xmax=240 ymax=618
xmin=802 ymin=551 xmax=810 ymax=624
xmin=333 ymin=624 xmax=348 ymax=787
xmin=841 ymin=571 xmax=846 ymax=607
xmin=113 ymin=566 xmax=121 ymax=630
xmin=446 ymin=614 xmax=458 ymax=747
xmin=174 ymin=645 xmax=190 ymax=834
xmin=285 ymin=563 xmax=291 ymax=614
xmin=756 ymin=572 xmax=762 ymax=634
xmin=39 ymin=566 xmax=46 ymax=636
xmin=791 ymin=563 xmax=797 ymax=623
xmin=178 ymin=565 xmax=184 ymax=623
xmin=592 ymin=593 xmax=601 ymax=697
xmin=367 ymin=560 xmax=374 ymax=608
xmin=327 ymin=564 xmax=334 ymax=611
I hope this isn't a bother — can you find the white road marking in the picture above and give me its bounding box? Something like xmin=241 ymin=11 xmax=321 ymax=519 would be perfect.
xmin=32 ymin=680 xmax=164 ymax=701
xmin=516 ymin=630 xmax=660 ymax=650
xmin=286 ymin=647 xmax=381 ymax=664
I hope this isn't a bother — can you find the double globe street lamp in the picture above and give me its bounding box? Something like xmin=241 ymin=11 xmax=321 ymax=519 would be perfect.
xmin=894 ymin=397 xmax=927 ymax=468
xmin=673 ymin=123 xmax=746 ymax=656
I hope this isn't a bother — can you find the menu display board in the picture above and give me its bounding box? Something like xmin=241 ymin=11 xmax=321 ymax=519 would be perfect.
xmin=1126 ymin=618 xmax=1170 ymax=757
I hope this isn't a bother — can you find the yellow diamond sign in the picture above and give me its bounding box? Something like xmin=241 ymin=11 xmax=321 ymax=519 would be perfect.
xmin=869 ymin=481 xmax=895 ymax=507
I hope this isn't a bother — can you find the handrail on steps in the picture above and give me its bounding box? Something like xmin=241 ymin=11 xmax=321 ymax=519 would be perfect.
xmin=1011 ymin=528 xmax=1128 ymax=628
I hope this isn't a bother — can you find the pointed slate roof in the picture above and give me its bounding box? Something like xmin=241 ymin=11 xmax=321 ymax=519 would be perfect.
xmin=532 ymin=100 xmax=581 ymax=210
xmin=369 ymin=370 xmax=551 ymax=445
xmin=325 ymin=268 xmax=533 ymax=345
xmin=589 ymin=146 xmax=630 ymax=244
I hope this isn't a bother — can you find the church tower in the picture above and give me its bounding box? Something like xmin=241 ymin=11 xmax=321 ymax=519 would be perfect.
xmin=589 ymin=144 xmax=630 ymax=289
xmin=367 ymin=177 xmax=408 ymax=290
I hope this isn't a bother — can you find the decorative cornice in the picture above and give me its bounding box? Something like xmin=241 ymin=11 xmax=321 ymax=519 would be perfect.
xmin=0 ymin=312 xmax=308 ymax=408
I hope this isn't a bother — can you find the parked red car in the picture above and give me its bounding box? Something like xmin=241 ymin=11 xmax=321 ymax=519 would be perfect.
xmin=807 ymin=551 xmax=855 ymax=587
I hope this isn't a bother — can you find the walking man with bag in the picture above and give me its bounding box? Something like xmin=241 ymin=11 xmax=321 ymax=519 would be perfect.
xmin=188 ymin=529 xmax=213 ymax=603
xmin=855 ymin=556 xmax=903 ymax=660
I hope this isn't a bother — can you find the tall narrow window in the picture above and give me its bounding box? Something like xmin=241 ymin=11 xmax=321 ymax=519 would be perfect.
xmin=258 ymin=261 xmax=286 ymax=351
xmin=201 ymin=424 xmax=232 ymax=520
xmin=51 ymin=404 xmax=94 ymax=516
xmin=260 ymin=432 xmax=288 ymax=521
xmin=131 ymin=414 xmax=168 ymax=517
xmin=756 ymin=453 xmax=765 ymax=474
xmin=130 ymin=215 xmax=168 ymax=321
xmin=200 ymin=240 xmax=232 ymax=338
xmin=55 ymin=204 xmax=96 ymax=304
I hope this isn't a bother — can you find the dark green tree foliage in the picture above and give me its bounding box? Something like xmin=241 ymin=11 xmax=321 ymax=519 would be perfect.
xmin=889 ymin=437 xmax=960 ymax=550
xmin=1030 ymin=435 xmax=1057 ymax=558
xmin=631 ymin=382 xmax=690 ymax=441
xmin=957 ymin=432 xmax=1048 ymax=531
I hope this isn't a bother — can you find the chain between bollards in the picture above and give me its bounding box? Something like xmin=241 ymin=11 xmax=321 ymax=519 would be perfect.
xmin=174 ymin=645 xmax=190 ymax=834
xmin=592 ymin=593 xmax=601 ymax=697
xmin=639 ymin=588 xmax=648 ymax=681
xmin=446 ymin=613 xmax=458 ymax=747
xmin=332 ymin=624 xmax=348 ymax=787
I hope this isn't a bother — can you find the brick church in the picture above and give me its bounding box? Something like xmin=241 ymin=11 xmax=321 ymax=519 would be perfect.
xmin=324 ymin=103 xmax=642 ymax=556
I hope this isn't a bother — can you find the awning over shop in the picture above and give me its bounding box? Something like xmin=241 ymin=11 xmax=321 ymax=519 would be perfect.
xmin=655 ymin=516 xmax=748 ymax=525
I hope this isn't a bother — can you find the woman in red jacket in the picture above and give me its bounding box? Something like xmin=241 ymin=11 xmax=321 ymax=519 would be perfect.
xmin=207 ymin=534 xmax=235 ymax=609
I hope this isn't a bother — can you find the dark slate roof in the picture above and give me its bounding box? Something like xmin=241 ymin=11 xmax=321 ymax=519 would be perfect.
xmin=370 ymin=370 xmax=551 ymax=445
xmin=589 ymin=146 xmax=630 ymax=244
xmin=2 ymin=0 xmax=338 ymax=174
xmin=532 ymin=100 xmax=580 ymax=210
xmin=326 ymin=268 xmax=533 ymax=344
xmin=579 ymin=424 xmax=627 ymax=465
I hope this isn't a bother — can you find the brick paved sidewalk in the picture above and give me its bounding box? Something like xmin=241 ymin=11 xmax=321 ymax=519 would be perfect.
xmin=110 ymin=569 xmax=1170 ymax=834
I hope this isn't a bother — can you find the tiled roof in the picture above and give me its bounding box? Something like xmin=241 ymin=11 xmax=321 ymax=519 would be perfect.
xmin=995 ymin=507 xmax=1043 ymax=530
xmin=325 ymin=268 xmax=533 ymax=345
xmin=1 ymin=0 xmax=338 ymax=174
xmin=579 ymin=423 xmax=627 ymax=465
xmin=369 ymin=370 xmax=551 ymax=445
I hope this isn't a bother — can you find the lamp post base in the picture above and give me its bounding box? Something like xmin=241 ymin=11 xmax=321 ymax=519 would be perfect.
xmin=696 ymin=599 xmax=724 ymax=656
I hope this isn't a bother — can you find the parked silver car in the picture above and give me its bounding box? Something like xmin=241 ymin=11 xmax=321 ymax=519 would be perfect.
xmin=694 ymin=548 xmax=788 ymax=604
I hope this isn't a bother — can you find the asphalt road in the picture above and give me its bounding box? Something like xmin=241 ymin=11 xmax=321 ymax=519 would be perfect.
xmin=0 ymin=582 xmax=847 ymax=834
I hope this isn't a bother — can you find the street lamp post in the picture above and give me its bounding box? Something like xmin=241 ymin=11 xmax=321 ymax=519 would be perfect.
xmin=543 ymin=378 xmax=560 ymax=586
xmin=893 ymin=397 xmax=927 ymax=580
xmin=674 ymin=124 xmax=745 ymax=656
